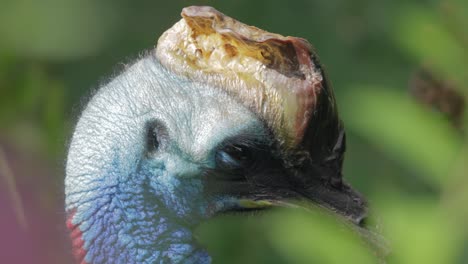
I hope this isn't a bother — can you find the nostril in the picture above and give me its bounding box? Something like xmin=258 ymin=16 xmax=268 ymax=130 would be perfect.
xmin=358 ymin=216 xmax=368 ymax=228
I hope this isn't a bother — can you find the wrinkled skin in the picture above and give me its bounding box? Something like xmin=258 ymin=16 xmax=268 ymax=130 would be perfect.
xmin=66 ymin=55 xmax=269 ymax=263
xmin=66 ymin=53 xmax=366 ymax=263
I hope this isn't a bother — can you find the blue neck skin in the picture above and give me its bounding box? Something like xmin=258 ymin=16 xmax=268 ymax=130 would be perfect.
xmin=67 ymin=159 xmax=224 ymax=264
xmin=64 ymin=56 xmax=266 ymax=264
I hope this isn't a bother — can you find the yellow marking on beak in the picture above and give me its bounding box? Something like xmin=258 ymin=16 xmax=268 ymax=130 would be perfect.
xmin=238 ymin=199 xmax=273 ymax=209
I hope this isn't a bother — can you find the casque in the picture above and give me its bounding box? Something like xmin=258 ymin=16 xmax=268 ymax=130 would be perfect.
xmin=65 ymin=6 xmax=366 ymax=264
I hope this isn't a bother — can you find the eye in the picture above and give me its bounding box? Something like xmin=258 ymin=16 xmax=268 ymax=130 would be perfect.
xmin=215 ymin=144 xmax=252 ymax=170
xmin=146 ymin=120 xmax=167 ymax=153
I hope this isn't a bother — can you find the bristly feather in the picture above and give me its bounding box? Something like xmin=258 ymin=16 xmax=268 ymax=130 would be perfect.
xmin=65 ymin=6 xmax=369 ymax=264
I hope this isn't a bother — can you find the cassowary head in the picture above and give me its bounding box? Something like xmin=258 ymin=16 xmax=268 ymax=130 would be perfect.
xmin=65 ymin=6 xmax=366 ymax=264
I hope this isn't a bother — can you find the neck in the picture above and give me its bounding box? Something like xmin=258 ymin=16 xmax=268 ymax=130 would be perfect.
xmin=66 ymin=169 xmax=211 ymax=264
xmin=67 ymin=211 xmax=209 ymax=264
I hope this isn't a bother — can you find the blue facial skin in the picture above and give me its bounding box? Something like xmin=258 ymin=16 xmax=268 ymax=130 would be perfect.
xmin=65 ymin=54 xmax=267 ymax=263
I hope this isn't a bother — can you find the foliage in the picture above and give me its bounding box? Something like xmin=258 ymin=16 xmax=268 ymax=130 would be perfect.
xmin=0 ymin=0 xmax=467 ymax=263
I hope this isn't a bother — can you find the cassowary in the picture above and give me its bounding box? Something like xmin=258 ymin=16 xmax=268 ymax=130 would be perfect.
xmin=65 ymin=6 xmax=367 ymax=264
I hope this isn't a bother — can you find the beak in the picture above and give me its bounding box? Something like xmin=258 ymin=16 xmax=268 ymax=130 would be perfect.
xmin=205 ymin=135 xmax=367 ymax=226
xmin=157 ymin=6 xmax=367 ymax=227
xmin=234 ymin=138 xmax=367 ymax=226
xmin=231 ymin=175 xmax=367 ymax=226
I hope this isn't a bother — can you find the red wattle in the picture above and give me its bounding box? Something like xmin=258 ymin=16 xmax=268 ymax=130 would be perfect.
xmin=66 ymin=209 xmax=88 ymax=264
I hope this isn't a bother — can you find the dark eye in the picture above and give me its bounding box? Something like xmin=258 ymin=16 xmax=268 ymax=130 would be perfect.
xmin=215 ymin=144 xmax=252 ymax=170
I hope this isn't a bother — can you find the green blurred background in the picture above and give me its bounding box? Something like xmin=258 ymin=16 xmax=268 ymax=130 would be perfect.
xmin=0 ymin=0 xmax=467 ymax=263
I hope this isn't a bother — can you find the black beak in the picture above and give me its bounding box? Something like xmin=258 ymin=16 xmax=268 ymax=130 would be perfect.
xmin=205 ymin=135 xmax=367 ymax=226
xmin=233 ymin=173 xmax=367 ymax=226
xmin=208 ymin=179 xmax=366 ymax=228
xmin=205 ymin=114 xmax=366 ymax=226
